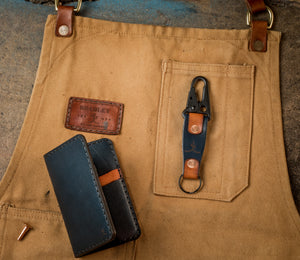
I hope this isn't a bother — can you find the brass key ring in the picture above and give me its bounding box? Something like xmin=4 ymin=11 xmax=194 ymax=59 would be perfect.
xmin=55 ymin=0 xmax=82 ymax=13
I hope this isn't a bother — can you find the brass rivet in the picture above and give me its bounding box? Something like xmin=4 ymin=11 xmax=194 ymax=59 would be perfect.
xmin=17 ymin=223 xmax=32 ymax=241
xmin=187 ymin=159 xmax=197 ymax=169
xmin=58 ymin=25 xmax=69 ymax=36
xmin=190 ymin=125 xmax=200 ymax=133
xmin=253 ymin=40 xmax=264 ymax=51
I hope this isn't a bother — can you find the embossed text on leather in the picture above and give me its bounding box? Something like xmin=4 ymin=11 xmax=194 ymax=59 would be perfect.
xmin=65 ymin=97 xmax=124 ymax=135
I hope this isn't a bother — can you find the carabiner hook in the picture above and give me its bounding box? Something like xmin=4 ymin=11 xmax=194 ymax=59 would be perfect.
xmin=182 ymin=76 xmax=211 ymax=120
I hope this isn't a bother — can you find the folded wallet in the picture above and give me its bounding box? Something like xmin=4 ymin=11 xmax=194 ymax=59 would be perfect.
xmin=88 ymin=138 xmax=141 ymax=247
xmin=44 ymin=135 xmax=116 ymax=257
xmin=44 ymin=134 xmax=140 ymax=257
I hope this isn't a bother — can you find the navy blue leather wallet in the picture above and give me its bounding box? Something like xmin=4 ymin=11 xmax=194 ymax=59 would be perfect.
xmin=44 ymin=135 xmax=140 ymax=257
xmin=44 ymin=135 xmax=116 ymax=257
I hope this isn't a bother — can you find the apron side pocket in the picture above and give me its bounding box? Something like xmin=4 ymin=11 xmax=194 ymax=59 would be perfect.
xmin=0 ymin=206 xmax=73 ymax=259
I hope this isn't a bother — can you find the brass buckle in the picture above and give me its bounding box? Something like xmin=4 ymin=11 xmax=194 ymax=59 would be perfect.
xmin=246 ymin=5 xmax=274 ymax=29
xmin=55 ymin=0 xmax=82 ymax=13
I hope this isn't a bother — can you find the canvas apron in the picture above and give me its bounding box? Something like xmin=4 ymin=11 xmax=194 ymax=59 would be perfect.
xmin=0 ymin=12 xmax=300 ymax=259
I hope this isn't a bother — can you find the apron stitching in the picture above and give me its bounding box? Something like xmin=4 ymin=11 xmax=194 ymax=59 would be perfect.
xmin=163 ymin=64 xmax=174 ymax=190
xmin=155 ymin=191 xmax=225 ymax=200
xmin=247 ymin=65 xmax=256 ymax=192
xmin=153 ymin=60 xmax=168 ymax=193
xmin=47 ymin=20 xmax=56 ymax=77
xmin=76 ymin=26 xmax=254 ymax=41
xmin=6 ymin=207 xmax=61 ymax=216
xmin=170 ymin=69 xmax=252 ymax=79
xmin=72 ymin=19 xmax=280 ymax=42
xmin=157 ymin=61 xmax=173 ymax=191
xmin=170 ymin=61 xmax=254 ymax=71
xmin=6 ymin=214 xmax=62 ymax=222
xmin=217 ymin=71 xmax=229 ymax=199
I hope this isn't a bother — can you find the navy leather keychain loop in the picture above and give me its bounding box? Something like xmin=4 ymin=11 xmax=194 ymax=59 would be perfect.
xmin=179 ymin=76 xmax=210 ymax=194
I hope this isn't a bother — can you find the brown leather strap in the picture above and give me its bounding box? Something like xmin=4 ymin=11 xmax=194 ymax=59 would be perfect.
xmin=245 ymin=0 xmax=268 ymax=52
xmin=250 ymin=20 xmax=268 ymax=52
xmin=98 ymin=169 xmax=121 ymax=186
xmin=55 ymin=6 xmax=73 ymax=37
xmin=245 ymin=0 xmax=266 ymax=14
xmin=188 ymin=113 xmax=204 ymax=135
xmin=183 ymin=159 xmax=199 ymax=180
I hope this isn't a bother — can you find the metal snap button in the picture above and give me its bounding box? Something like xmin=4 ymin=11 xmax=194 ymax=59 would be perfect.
xmin=253 ymin=40 xmax=264 ymax=51
xmin=58 ymin=25 xmax=69 ymax=36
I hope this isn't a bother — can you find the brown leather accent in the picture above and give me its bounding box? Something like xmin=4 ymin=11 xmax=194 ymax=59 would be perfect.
xmin=245 ymin=0 xmax=266 ymax=14
xmin=55 ymin=6 xmax=73 ymax=37
xmin=183 ymin=159 xmax=199 ymax=180
xmin=188 ymin=113 xmax=204 ymax=135
xmin=65 ymin=97 xmax=124 ymax=135
xmin=250 ymin=20 xmax=268 ymax=52
xmin=99 ymin=169 xmax=122 ymax=187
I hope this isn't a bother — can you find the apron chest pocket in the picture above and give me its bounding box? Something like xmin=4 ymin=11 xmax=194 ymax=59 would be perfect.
xmin=153 ymin=60 xmax=255 ymax=202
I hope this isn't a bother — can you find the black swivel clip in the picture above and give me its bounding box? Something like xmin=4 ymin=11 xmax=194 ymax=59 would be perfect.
xmin=182 ymin=76 xmax=211 ymax=120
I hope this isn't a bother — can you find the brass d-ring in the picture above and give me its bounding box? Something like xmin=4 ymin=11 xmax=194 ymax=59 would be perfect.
xmin=178 ymin=174 xmax=202 ymax=194
xmin=246 ymin=5 xmax=274 ymax=29
xmin=55 ymin=0 xmax=82 ymax=13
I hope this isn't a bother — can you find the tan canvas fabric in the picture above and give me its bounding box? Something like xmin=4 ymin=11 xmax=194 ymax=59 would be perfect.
xmin=0 ymin=15 xmax=299 ymax=259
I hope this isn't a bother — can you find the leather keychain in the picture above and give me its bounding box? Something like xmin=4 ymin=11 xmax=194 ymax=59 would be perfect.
xmin=179 ymin=76 xmax=211 ymax=194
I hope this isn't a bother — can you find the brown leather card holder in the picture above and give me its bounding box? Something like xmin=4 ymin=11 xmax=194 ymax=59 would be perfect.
xmin=65 ymin=97 xmax=124 ymax=135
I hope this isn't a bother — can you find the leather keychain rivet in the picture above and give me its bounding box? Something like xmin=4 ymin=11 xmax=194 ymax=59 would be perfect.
xmin=58 ymin=25 xmax=69 ymax=36
xmin=191 ymin=125 xmax=200 ymax=134
xmin=187 ymin=159 xmax=198 ymax=169
xmin=17 ymin=223 xmax=32 ymax=241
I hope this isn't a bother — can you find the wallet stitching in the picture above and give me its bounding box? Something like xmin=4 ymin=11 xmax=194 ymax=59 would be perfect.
xmin=65 ymin=97 xmax=124 ymax=135
xmin=45 ymin=135 xmax=114 ymax=255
